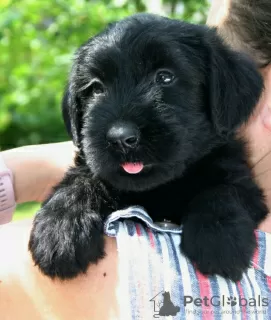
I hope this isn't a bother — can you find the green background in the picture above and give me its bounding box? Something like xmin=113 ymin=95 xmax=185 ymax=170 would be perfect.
xmin=0 ymin=0 xmax=210 ymax=220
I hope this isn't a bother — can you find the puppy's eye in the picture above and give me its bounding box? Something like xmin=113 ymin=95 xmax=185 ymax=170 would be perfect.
xmin=156 ymin=70 xmax=175 ymax=85
xmin=89 ymin=81 xmax=105 ymax=96
xmin=80 ymin=80 xmax=104 ymax=98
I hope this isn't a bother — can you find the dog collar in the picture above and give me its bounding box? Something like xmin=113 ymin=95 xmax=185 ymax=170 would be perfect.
xmin=0 ymin=154 xmax=16 ymax=224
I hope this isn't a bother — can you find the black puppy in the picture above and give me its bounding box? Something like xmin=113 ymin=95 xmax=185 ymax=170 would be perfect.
xmin=29 ymin=13 xmax=268 ymax=281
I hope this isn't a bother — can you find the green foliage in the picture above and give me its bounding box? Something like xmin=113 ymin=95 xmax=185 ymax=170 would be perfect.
xmin=13 ymin=202 xmax=40 ymax=221
xmin=0 ymin=0 xmax=209 ymax=150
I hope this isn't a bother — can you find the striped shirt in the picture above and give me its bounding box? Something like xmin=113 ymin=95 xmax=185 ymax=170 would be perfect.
xmin=104 ymin=207 xmax=271 ymax=320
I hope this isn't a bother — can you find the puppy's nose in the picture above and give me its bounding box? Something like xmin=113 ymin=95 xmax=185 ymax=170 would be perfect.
xmin=107 ymin=123 xmax=139 ymax=150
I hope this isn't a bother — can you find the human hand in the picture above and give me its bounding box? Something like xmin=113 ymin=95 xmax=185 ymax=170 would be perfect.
xmin=1 ymin=141 xmax=75 ymax=203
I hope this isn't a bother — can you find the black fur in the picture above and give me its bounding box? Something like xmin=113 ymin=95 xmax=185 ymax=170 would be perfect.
xmin=29 ymin=13 xmax=268 ymax=281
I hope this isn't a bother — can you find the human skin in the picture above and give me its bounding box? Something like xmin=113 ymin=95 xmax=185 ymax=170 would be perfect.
xmin=1 ymin=141 xmax=75 ymax=203
xmin=1 ymin=2 xmax=271 ymax=318
xmin=0 ymin=220 xmax=122 ymax=320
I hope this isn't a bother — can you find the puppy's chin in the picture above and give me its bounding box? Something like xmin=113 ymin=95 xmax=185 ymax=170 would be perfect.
xmin=96 ymin=163 xmax=184 ymax=192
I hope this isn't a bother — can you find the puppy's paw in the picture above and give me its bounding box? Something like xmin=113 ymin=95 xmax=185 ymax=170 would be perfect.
xmin=181 ymin=214 xmax=256 ymax=282
xmin=29 ymin=205 xmax=105 ymax=280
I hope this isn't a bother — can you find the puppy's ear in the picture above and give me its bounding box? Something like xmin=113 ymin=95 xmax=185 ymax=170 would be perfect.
xmin=62 ymin=83 xmax=82 ymax=148
xmin=208 ymin=35 xmax=263 ymax=135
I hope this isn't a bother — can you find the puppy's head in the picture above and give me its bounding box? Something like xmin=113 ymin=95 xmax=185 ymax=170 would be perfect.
xmin=62 ymin=13 xmax=263 ymax=192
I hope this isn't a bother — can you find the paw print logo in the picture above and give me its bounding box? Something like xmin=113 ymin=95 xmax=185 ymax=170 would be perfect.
xmin=227 ymin=296 xmax=237 ymax=306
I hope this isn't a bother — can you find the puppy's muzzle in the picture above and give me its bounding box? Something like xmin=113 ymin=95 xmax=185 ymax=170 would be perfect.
xmin=107 ymin=122 xmax=140 ymax=152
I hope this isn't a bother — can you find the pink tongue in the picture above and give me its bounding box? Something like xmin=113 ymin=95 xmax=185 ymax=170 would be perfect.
xmin=122 ymin=162 xmax=144 ymax=174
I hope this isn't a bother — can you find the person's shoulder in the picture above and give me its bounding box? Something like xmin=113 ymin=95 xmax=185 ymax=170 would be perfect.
xmin=0 ymin=219 xmax=37 ymax=318
xmin=0 ymin=218 xmax=33 ymax=245
xmin=0 ymin=219 xmax=121 ymax=320
xmin=0 ymin=219 xmax=33 ymax=275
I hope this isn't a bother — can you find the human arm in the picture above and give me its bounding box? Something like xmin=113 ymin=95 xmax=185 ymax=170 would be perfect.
xmin=1 ymin=141 xmax=75 ymax=204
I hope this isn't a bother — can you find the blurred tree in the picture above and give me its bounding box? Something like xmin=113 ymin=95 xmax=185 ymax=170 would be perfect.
xmin=0 ymin=0 xmax=209 ymax=150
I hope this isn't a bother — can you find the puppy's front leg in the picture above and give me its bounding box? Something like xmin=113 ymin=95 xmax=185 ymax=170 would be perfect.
xmin=29 ymin=166 xmax=113 ymax=280
xmin=181 ymin=183 xmax=267 ymax=282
